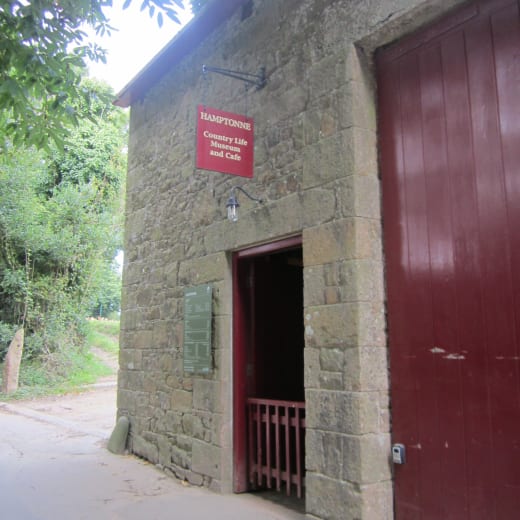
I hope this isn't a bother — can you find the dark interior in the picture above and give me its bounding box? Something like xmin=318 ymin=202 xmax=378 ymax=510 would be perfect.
xmin=244 ymin=247 xmax=304 ymax=402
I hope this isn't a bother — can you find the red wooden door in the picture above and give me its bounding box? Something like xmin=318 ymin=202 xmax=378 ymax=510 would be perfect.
xmin=377 ymin=1 xmax=520 ymax=518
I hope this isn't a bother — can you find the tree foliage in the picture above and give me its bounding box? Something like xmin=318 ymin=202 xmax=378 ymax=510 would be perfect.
xmin=0 ymin=79 xmax=126 ymax=362
xmin=0 ymin=0 xmax=108 ymax=149
xmin=0 ymin=0 xmax=209 ymax=363
xmin=0 ymin=0 xmax=188 ymax=150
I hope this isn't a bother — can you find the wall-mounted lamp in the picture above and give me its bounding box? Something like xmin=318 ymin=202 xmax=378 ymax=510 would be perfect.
xmin=226 ymin=186 xmax=263 ymax=222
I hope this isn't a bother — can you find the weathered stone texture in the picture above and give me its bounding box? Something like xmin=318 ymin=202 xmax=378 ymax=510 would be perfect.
xmin=192 ymin=440 xmax=220 ymax=479
xmin=119 ymin=0 xmax=468 ymax=516
xmin=306 ymin=473 xmax=362 ymax=520
xmin=1 ymin=328 xmax=24 ymax=394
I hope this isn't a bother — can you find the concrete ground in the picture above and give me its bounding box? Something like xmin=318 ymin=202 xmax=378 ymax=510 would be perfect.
xmin=0 ymin=384 xmax=306 ymax=520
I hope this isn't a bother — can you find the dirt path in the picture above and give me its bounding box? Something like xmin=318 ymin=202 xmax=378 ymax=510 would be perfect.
xmin=3 ymin=382 xmax=118 ymax=434
xmin=0 ymin=347 xmax=119 ymax=429
xmin=90 ymin=346 xmax=119 ymax=386
xmin=91 ymin=347 xmax=119 ymax=372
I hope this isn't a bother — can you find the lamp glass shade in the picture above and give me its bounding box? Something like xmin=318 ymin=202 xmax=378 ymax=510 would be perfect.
xmin=227 ymin=204 xmax=238 ymax=222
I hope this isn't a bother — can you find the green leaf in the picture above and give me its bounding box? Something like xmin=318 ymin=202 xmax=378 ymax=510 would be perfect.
xmin=166 ymin=11 xmax=181 ymax=23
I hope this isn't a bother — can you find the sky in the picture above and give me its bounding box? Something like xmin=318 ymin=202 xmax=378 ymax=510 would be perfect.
xmin=86 ymin=3 xmax=193 ymax=272
xmin=86 ymin=2 xmax=193 ymax=94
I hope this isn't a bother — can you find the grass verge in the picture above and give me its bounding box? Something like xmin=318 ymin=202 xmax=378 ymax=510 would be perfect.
xmin=0 ymin=319 xmax=119 ymax=401
xmin=85 ymin=318 xmax=120 ymax=353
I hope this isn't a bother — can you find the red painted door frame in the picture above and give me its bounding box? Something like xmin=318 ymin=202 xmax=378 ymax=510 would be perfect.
xmin=232 ymin=235 xmax=302 ymax=493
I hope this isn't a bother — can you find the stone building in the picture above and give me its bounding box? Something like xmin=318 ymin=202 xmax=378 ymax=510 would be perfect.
xmin=115 ymin=1 xmax=520 ymax=518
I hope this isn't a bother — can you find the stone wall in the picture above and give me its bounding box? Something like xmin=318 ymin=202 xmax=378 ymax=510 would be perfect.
xmin=119 ymin=0 xmax=467 ymax=517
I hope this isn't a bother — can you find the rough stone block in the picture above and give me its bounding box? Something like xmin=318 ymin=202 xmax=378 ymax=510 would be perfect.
xmin=117 ymin=389 xmax=137 ymax=414
xmin=303 ymin=265 xmax=326 ymax=307
xmin=342 ymin=433 xmax=392 ymax=484
xmin=360 ymin=481 xmax=394 ymax=520
xmin=269 ymin=85 xmax=308 ymax=121
xmin=337 ymin=175 xmax=356 ymax=221
xmin=248 ymin=193 xmax=304 ymax=241
xmin=119 ymin=349 xmax=143 ymax=370
xmin=358 ymin=301 xmax=386 ymax=348
xmin=345 ymin=126 xmax=379 ymax=178
xmin=324 ymin=286 xmax=340 ymax=304
xmin=122 ymin=370 xmax=144 ymax=392
xmin=303 ymin=219 xmax=356 ymax=266
xmin=125 ymin=210 xmax=147 ymax=240
xmin=171 ymin=389 xmax=192 ymax=411
xmin=192 ymin=440 xmax=220 ymax=479
xmin=323 ymin=262 xmax=340 ymax=286
xmin=308 ymin=53 xmax=347 ymax=98
xmin=170 ymin=445 xmax=190 ymax=468
xmin=302 ymin=108 xmax=322 ymax=146
xmin=193 ymin=379 xmax=220 ymax=412
xmin=358 ymin=0 xmax=466 ymax=53
xmin=132 ymin=434 xmax=159 ymax=464
xmin=212 ymin=280 xmax=231 ymax=317
xmin=133 ymin=330 xmax=153 ymax=349
xmin=156 ymin=410 xmax=182 ymax=435
xmin=142 ymin=372 xmax=159 ymax=393
xmin=302 ymin=133 xmax=350 ymax=189
xmin=214 ymin=316 xmax=231 ymax=357
xmin=120 ymin=308 xmax=145 ymax=332
xmin=355 ymin=217 xmax=383 ymax=262
xmin=320 ymin=348 xmax=344 ymax=372
xmin=304 ymin=347 xmax=320 ymax=389
xmin=178 ymin=252 xmax=227 ymax=285
xmin=136 ymin=287 xmax=155 ymax=308
xmin=302 ymin=188 xmax=337 ymax=228
xmin=305 ymin=304 xmax=356 ymax=348
xmin=205 ymin=193 xmax=303 ymax=255
xmin=344 ymin=347 xmax=389 ymax=393
xmin=318 ymin=371 xmax=343 ymax=390
xmin=157 ymin=435 xmax=173 ymax=465
xmin=189 ymin=414 xmax=205 ymax=441
xmin=306 ymin=473 xmax=361 ymax=520
xmin=355 ymin=175 xmax=382 ymax=219
xmin=176 ymin=433 xmax=194 ymax=453
xmin=337 ymin=174 xmax=382 ymax=220
xmin=306 ymin=429 xmax=344 ymax=479
xmin=378 ymin=390 xmax=391 ymax=434
xmin=340 ymin=259 xmax=385 ymax=303
xmin=208 ymin=478 xmax=221 ymax=493
xmin=336 ymin=79 xmax=377 ymax=132
xmin=306 ymin=389 xmax=380 ymax=435
xmin=159 ymin=352 xmax=174 ymax=372
xmin=152 ymin=320 xmax=169 ymax=348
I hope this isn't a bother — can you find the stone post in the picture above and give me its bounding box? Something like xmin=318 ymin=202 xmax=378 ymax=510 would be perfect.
xmin=1 ymin=328 xmax=24 ymax=394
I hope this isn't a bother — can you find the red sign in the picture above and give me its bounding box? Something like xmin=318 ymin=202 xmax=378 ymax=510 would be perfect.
xmin=196 ymin=105 xmax=254 ymax=178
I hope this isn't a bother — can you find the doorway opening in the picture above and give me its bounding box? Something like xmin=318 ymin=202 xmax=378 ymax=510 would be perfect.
xmin=232 ymin=236 xmax=305 ymax=504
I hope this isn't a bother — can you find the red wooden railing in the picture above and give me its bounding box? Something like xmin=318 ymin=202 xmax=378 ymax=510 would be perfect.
xmin=247 ymin=398 xmax=305 ymax=498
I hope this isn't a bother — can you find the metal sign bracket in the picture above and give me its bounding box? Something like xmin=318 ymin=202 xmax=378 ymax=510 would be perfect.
xmin=202 ymin=65 xmax=267 ymax=90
